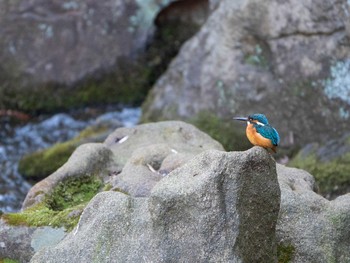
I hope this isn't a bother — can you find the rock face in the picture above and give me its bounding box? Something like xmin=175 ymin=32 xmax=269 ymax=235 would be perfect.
xmin=277 ymin=164 xmax=350 ymax=263
xmin=30 ymin=147 xmax=280 ymax=263
xmin=0 ymin=0 xmax=211 ymax=111
xmin=143 ymin=0 xmax=350 ymax=146
xmin=0 ymin=0 xmax=169 ymax=84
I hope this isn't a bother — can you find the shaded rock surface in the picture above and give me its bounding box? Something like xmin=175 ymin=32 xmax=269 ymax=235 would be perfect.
xmin=30 ymin=147 xmax=280 ymax=263
xmin=143 ymin=0 xmax=350 ymax=147
xmin=277 ymin=164 xmax=350 ymax=263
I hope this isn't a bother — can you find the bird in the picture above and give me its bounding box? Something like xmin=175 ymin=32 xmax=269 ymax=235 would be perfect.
xmin=233 ymin=113 xmax=280 ymax=153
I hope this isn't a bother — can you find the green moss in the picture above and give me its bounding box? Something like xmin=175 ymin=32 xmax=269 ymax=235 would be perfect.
xmin=0 ymin=259 xmax=20 ymax=263
xmin=46 ymin=176 xmax=102 ymax=211
xmin=18 ymin=125 xmax=110 ymax=180
xmin=277 ymin=244 xmax=295 ymax=263
xmin=289 ymin=151 xmax=350 ymax=197
xmin=102 ymin=183 xmax=113 ymax=191
xmin=18 ymin=141 xmax=76 ymax=180
xmin=189 ymin=110 xmax=251 ymax=151
xmin=1 ymin=176 xmax=102 ymax=231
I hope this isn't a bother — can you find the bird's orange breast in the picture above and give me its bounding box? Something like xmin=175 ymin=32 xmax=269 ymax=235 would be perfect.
xmin=246 ymin=124 xmax=274 ymax=150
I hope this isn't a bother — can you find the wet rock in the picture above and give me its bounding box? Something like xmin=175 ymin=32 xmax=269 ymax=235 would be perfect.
xmin=142 ymin=0 xmax=350 ymax=147
xmin=30 ymin=147 xmax=280 ymax=263
xmin=277 ymin=164 xmax=350 ymax=263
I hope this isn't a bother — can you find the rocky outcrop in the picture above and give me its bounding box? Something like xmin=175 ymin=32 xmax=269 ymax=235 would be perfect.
xmin=30 ymin=147 xmax=280 ymax=263
xmin=277 ymin=164 xmax=350 ymax=263
xmin=142 ymin=0 xmax=350 ymax=147
xmin=23 ymin=121 xmax=224 ymax=209
xmin=2 ymin=120 xmax=350 ymax=262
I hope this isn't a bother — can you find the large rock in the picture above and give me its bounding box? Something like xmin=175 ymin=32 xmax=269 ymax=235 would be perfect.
xmin=30 ymin=147 xmax=280 ymax=263
xmin=0 ymin=0 xmax=168 ymax=84
xmin=23 ymin=121 xmax=224 ymax=208
xmin=0 ymin=0 xmax=210 ymax=111
xmin=142 ymin=0 xmax=350 ymax=147
xmin=277 ymin=164 xmax=350 ymax=263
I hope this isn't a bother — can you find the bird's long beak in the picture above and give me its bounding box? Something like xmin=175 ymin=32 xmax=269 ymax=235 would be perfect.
xmin=233 ymin=117 xmax=248 ymax=122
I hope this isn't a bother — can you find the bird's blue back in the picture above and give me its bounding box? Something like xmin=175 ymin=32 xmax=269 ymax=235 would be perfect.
xmin=255 ymin=124 xmax=280 ymax=146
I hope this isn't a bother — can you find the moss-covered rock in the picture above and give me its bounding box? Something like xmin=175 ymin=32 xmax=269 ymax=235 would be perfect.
xmin=277 ymin=244 xmax=295 ymax=263
xmin=18 ymin=124 xmax=113 ymax=181
xmin=288 ymin=135 xmax=350 ymax=199
xmin=2 ymin=176 xmax=102 ymax=232
xmin=0 ymin=259 xmax=20 ymax=263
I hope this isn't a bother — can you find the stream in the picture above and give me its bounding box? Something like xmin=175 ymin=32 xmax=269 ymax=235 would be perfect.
xmin=0 ymin=107 xmax=141 ymax=213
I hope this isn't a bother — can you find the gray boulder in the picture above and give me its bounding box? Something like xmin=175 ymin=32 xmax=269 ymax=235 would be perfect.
xmin=142 ymin=0 xmax=350 ymax=146
xmin=277 ymin=164 xmax=350 ymax=263
xmin=30 ymin=147 xmax=280 ymax=263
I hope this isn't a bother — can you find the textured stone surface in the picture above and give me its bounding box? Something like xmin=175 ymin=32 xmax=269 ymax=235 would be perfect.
xmin=143 ymin=0 xmax=350 ymax=146
xmin=0 ymin=220 xmax=65 ymax=263
xmin=0 ymin=0 xmax=172 ymax=84
xmin=30 ymin=147 xmax=280 ymax=263
xmin=105 ymin=121 xmax=224 ymax=196
xmin=277 ymin=164 xmax=350 ymax=263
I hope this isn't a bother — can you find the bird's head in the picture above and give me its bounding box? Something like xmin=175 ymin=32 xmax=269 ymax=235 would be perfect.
xmin=233 ymin=113 xmax=269 ymax=126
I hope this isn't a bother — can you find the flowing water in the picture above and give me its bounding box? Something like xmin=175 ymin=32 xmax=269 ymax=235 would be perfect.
xmin=0 ymin=107 xmax=141 ymax=212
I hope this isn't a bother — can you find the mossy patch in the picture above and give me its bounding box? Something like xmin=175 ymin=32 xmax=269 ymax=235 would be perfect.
xmin=277 ymin=244 xmax=295 ymax=263
xmin=18 ymin=141 xmax=76 ymax=180
xmin=46 ymin=176 xmax=103 ymax=211
xmin=1 ymin=176 xmax=102 ymax=231
xmin=189 ymin=110 xmax=251 ymax=151
xmin=0 ymin=259 xmax=20 ymax=263
xmin=289 ymin=150 xmax=350 ymax=198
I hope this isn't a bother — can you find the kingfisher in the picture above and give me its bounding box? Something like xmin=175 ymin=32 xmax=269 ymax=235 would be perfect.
xmin=233 ymin=113 xmax=280 ymax=153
